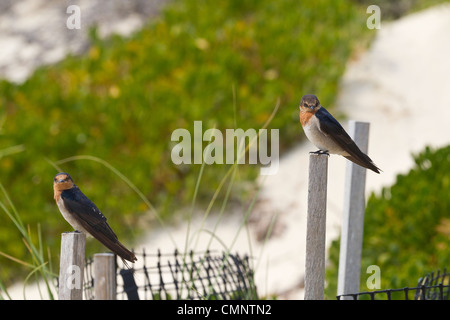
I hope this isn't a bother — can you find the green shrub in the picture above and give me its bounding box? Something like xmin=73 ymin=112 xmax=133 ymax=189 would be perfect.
xmin=325 ymin=145 xmax=450 ymax=299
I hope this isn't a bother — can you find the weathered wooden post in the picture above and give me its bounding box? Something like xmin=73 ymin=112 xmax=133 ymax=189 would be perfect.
xmin=59 ymin=232 xmax=86 ymax=300
xmin=94 ymin=253 xmax=117 ymax=300
xmin=304 ymin=153 xmax=328 ymax=300
xmin=337 ymin=121 xmax=370 ymax=299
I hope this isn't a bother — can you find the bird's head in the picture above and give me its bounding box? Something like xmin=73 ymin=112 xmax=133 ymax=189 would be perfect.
xmin=299 ymin=94 xmax=321 ymax=113
xmin=53 ymin=172 xmax=74 ymax=192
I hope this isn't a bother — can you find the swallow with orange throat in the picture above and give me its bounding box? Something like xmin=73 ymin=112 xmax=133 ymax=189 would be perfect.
xmin=53 ymin=172 xmax=137 ymax=265
xmin=299 ymin=94 xmax=380 ymax=173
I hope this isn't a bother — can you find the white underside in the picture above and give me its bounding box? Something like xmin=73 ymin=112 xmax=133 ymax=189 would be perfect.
xmin=303 ymin=116 xmax=350 ymax=156
xmin=57 ymin=197 xmax=91 ymax=236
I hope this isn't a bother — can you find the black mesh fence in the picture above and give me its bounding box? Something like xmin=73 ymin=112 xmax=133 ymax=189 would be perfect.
xmin=83 ymin=249 xmax=449 ymax=300
xmin=336 ymin=268 xmax=450 ymax=300
xmin=83 ymin=249 xmax=258 ymax=300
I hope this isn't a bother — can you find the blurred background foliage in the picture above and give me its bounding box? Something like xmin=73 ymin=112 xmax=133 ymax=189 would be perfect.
xmin=0 ymin=0 xmax=372 ymax=284
xmin=325 ymin=145 xmax=450 ymax=299
xmin=0 ymin=0 xmax=449 ymax=288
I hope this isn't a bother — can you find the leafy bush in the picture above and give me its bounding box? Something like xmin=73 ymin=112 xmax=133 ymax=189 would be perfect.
xmin=325 ymin=145 xmax=450 ymax=299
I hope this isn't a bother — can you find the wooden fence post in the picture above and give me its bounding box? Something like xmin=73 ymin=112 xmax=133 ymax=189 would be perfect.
xmin=94 ymin=253 xmax=117 ymax=300
xmin=304 ymin=153 xmax=328 ymax=300
xmin=59 ymin=232 xmax=86 ymax=300
xmin=337 ymin=121 xmax=370 ymax=299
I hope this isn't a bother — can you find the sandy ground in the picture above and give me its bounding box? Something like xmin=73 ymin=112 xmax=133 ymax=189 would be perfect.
xmin=6 ymin=4 xmax=450 ymax=299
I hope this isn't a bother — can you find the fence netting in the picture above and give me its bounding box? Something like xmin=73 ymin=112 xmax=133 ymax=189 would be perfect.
xmin=83 ymin=249 xmax=258 ymax=300
xmin=336 ymin=268 xmax=450 ymax=300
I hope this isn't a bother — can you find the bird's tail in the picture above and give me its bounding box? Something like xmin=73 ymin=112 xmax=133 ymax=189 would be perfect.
xmin=96 ymin=233 xmax=137 ymax=266
xmin=344 ymin=154 xmax=381 ymax=174
xmin=112 ymin=240 xmax=137 ymax=265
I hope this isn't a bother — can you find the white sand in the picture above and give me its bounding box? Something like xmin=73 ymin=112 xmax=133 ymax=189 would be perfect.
xmin=6 ymin=4 xmax=450 ymax=299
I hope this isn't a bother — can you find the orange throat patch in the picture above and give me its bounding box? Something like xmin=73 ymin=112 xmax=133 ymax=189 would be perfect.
xmin=53 ymin=181 xmax=74 ymax=201
xmin=299 ymin=108 xmax=315 ymax=127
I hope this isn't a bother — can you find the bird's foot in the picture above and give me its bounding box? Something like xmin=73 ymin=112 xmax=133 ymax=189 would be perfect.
xmin=309 ymin=150 xmax=330 ymax=156
xmin=63 ymin=230 xmax=82 ymax=234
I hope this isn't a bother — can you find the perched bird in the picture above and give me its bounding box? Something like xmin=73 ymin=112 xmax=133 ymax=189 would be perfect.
xmin=53 ymin=172 xmax=137 ymax=265
xmin=299 ymin=94 xmax=380 ymax=173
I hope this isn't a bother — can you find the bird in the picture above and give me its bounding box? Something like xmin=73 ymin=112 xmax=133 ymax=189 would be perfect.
xmin=299 ymin=94 xmax=381 ymax=173
xmin=53 ymin=172 xmax=137 ymax=265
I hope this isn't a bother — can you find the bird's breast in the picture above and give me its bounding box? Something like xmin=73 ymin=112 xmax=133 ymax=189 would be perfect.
xmin=302 ymin=116 xmax=348 ymax=155
xmin=301 ymin=115 xmax=322 ymax=145
xmin=56 ymin=197 xmax=91 ymax=235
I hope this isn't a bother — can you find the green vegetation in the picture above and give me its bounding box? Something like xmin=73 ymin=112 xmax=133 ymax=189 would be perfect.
xmin=0 ymin=0 xmax=373 ymax=285
xmin=325 ymin=145 xmax=450 ymax=299
xmin=0 ymin=182 xmax=56 ymax=299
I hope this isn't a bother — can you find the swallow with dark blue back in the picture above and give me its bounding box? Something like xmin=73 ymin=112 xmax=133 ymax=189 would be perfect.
xmin=53 ymin=172 xmax=137 ymax=265
xmin=299 ymin=94 xmax=380 ymax=173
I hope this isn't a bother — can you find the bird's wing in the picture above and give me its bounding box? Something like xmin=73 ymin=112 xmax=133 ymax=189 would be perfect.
xmin=314 ymin=107 xmax=356 ymax=150
xmin=60 ymin=187 xmax=119 ymax=241
xmin=61 ymin=187 xmax=137 ymax=263
xmin=315 ymin=107 xmax=380 ymax=173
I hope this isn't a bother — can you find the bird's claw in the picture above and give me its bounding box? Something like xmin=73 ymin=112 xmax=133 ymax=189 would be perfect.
xmin=309 ymin=150 xmax=330 ymax=157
